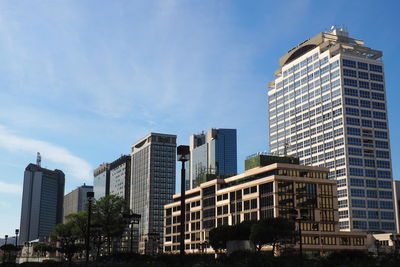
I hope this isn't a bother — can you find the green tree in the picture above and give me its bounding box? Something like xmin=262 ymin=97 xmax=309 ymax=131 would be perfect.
xmin=51 ymin=222 xmax=83 ymax=266
xmin=92 ymin=195 xmax=128 ymax=255
xmin=209 ymin=225 xmax=233 ymax=253
xmin=65 ymin=212 xmax=88 ymax=241
xmin=0 ymin=244 xmax=20 ymax=263
xmin=249 ymin=217 xmax=295 ymax=254
xmin=33 ymin=243 xmax=55 ymax=257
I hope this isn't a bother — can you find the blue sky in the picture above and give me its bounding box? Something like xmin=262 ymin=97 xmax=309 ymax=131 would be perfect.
xmin=0 ymin=0 xmax=399 ymax=237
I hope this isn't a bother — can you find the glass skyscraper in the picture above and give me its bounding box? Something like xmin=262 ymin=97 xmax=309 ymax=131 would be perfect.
xmin=268 ymin=28 xmax=395 ymax=232
xmin=188 ymin=128 xmax=237 ymax=189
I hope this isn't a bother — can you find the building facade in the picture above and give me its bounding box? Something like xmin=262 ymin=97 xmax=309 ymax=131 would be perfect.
xmin=394 ymin=180 xmax=400 ymax=233
xmin=268 ymin=28 xmax=395 ymax=232
xmin=188 ymin=128 xmax=237 ymax=189
xmin=109 ymin=155 xmax=131 ymax=208
xmin=19 ymin=164 xmax=65 ymax=244
xmin=93 ymin=163 xmax=110 ymax=200
xmin=63 ymin=184 xmax=93 ymax=221
xmin=164 ymin=155 xmax=366 ymax=254
xmin=131 ymin=133 xmax=176 ymax=254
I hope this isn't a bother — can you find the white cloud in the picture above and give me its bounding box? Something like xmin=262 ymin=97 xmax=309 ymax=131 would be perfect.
xmin=0 ymin=125 xmax=92 ymax=180
xmin=0 ymin=181 xmax=22 ymax=195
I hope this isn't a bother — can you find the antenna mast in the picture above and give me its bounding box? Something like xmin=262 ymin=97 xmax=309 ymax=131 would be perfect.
xmin=36 ymin=152 xmax=41 ymax=167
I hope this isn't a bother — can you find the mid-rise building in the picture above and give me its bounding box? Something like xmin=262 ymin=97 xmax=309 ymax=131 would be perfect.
xmin=131 ymin=133 xmax=176 ymax=254
xmin=164 ymin=155 xmax=366 ymax=254
xmin=19 ymin=163 xmax=65 ymax=244
xmin=188 ymin=128 xmax=237 ymax=189
xmin=109 ymin=155 xmax=131 ymax=208
xmin=63 ymin=184 xmax=93 ymax=221
xmin=268 ymin=28 xmax=395 ymax=232
xmin=93 ymin=163 xmax=110 ymax=200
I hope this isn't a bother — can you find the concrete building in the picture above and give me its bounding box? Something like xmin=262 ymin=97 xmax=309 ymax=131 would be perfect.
xmin=268 ymin=28 xmax=395 ymax=232
xmin=164 ymin=155 xmax=367 ymax=254
xmin=109 ymin=155 xmax=131 ymax=208
xmin=131 ymin=133 xmax=176 ymax=254
xmin=93 ymin=163 xmax=110 ymax=200
xmin=188 ymin=129 xmax=237 ymax=189
xmin=19 ymin=164 xmax=65 ymax=244
xmin=63 ymin=184 xmax=93 ymax=221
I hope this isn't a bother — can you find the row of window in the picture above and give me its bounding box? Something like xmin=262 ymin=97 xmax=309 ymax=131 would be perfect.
xmin=344 ymin=88 xmax=385 ymax=100
xmin=342 ymin=59 xmax=383 ymax=73
xmin=345 ymin=108 xmax=387 ymax=120
xmin=345 ymin=97 xmax=386 ymax=110
xmin=351 ymin=199 xmax=393 ymax=209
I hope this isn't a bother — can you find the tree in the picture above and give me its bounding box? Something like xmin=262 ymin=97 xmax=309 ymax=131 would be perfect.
xmin=91 ymin=195 xmax=129 ymax=255
xmin=249 ymin=217 xmax=295 ymax=254
xmin=209 ymin=225 xmax=233 ymax=253
xmin=51 ymin=222 xmax=83 ymax=266
xmin=65 ymin=212 xmax=88 ymax=241
xmin=0 ymin=244 xmax=20 ymax=263
xmin=33 ymin=243 xmax=55 ymax=257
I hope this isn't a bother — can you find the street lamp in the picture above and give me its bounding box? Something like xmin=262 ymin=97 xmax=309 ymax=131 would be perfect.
xmin=177 ymin=145 xmax=190 ymax=258
xmin=123 ymin=213 xmax=141 ymax=253
xmin=15 ymin=229 xmax=19 ymax=247
xmin=4 ymin=235 xmax=8 ymax=245
xmin=86 ymin=191 xmax=94 ymax=265
xmin=3 ymin=235 xmax=8 ymax=263
xmin=291 ymin=208 xmax=308 ymax=259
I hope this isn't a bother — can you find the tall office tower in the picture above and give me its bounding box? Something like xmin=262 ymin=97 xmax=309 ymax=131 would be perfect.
xmin=63 ymin=184 xmax=93 ymax=221
xmin=19 ymin=163 xmax=65 ymax=244
xmin=110 ymin=155 xmax=132 ymax=208
xmin=268 ymin=28 xmax=395 ymax=232
xmin=131 ymin=133 xmax=176 ymax=254
xmin=93 ymin=163 xmax=110 ymax=200
xmin=188 ymin=128 xmax=237 ymax=189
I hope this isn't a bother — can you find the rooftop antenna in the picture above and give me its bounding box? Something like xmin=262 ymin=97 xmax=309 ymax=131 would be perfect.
xmin=36 ymin=152 xmax=41 ymax=167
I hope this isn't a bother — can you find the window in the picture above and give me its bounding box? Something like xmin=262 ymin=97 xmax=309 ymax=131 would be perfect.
xmin=343 ymin=68 xmax=357 ymax=77
xmin=346 ymin=107 xmax=359 ymax=116
xmin=339 ymin=210 xmax=349 ymax=219
xmin=367 ymin=190 xmax=378 ymax=199
xmin=359 ymin=81 xmax=370 ymax=89
xmin=359 ymin=90 xmax=370 ymax=98
xmin=361 ymin=110 xmax=371 ymax=118
xmin=349 ymin=168 xmax=363 ymax=177
xmin=343 ymin=59 xmax=356 ymax=68
xmin=372 ymin=92 xmax=385 ymax=101
xmin=349 ymin=157 xmax=363 ymax=166
xmin=380 ymin=201 xmax=393 ymax=209
xmin=365 ymin=179 xmax=376 ymax=188
xmin=369 ymin=221 xmax=380 ymax=230
xmin=337 ymin=189 xmax=347 ymax=198
xmin=353 ymin=221 xmax=367 ymax=229
xmin=381 ymin=211 xmax=394 ymax=220
xmin=340 ymin=221 xmax=349 ymax=229
xmin=375 ymin=140 xmax=388 ymax=149
xmin=378 ymin=181 xmax=392 ymax=189
xmin=345 ymin=97 xmax=359 ymax=106
xmin=370 ymin=73 xmax=383 ymax=81
xmin=347 ymin=127 xmax=360 ymax=136
xmin=379 ymin=191 xmax=392 ymax=199
xmin=373 ymin=111 xmax=386 ymax=120
xmin=381 ymin=222 xmax=395 ymax=231
xmin=337 ymin=179 xmax=347 ymax=188
xmin=369 ymin=64 xmax=382 ymax=72
xmin=346 ymin=117 xmax=360 ymax=126
xmin=376 ymin=150 xmax=389 ymax=159
xmin=377 ymin=160 xmax=390 ymax=169
xmin=351 ymin=199 xmax=365 ymax=208
xmin=353 ymin=210 xmax=367 ymax=218
xmin=338 ymin=199 xmax=348 ymax=208
xmin=344 ymin=78 xmax=357 ymax=87
xmin=360 ymin=100 xmax=371 ymax=108
xmin=357 ymin=62 xmax=368 ymax=70
xmin=375 ymin=131 xmax=388 ymax=139
xmin=364 ymin=159 xmax=376 ymax=168
xmin=372 ymin=102 xmax=386 ymax=110
xmin=368 ymin=210 xmax=379 ymax=219
xmin=377 ymin=171 xmax=391 ymax=179
xmin=371 ymin=83 xmax=384 ymax=91
xmin=350 ymin=178 xmax=364 ymax=187
xmin=348 ymin=147 xmax=362 ymax=156
xmin=358 ymin=71 xmax=369 ymax=79
xmin=351 ymin=189 xmax=365 ymax=197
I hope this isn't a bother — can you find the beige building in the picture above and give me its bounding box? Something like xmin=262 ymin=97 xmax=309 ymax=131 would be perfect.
xmin=63 ymin=184 xmax=93 ymax=221
xmin=164 ymin=155 xmax=367 ymax=254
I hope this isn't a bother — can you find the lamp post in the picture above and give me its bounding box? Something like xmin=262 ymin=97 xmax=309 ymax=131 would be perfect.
xmin=4 ymin=235 xmax=8 ymax=245
xmin=86 ymin=191 xmax=94 ymax=266
xmin=15 ymin=229 xmax=19 ymax=247
xmin=177 ymin=145 xmax=190 ymax=258
xmin=3 ymin=235 xmax=8 ymax=263
xmin=291 ymin=208 xmax=308 ymax=259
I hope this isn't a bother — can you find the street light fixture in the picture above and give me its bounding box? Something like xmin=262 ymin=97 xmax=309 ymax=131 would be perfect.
xmin=177 ymin=145 xmax=190 ymax=258
xmin=86 ymin=191 xmax=94 ymax=265
xmin=15 ymin=229 xmax=19 ymax=247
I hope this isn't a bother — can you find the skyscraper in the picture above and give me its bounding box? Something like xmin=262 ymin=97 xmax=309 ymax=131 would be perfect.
xmin=188 ymin=128 xmax=237 ymax=189
xmin=19 ymin=163 xmax=65 ymax=243
xmin=109 ymin=155 xmax=131 ymax=208
xmin=268 ymin=28 xmax=395 ymax=232
xmin=130 ymin=133 xmax=176 ymax=254
xmin=93 ymin=163 xmax=110 ymax=200
xmin=63 ymin=184 xmax=93 ymax=221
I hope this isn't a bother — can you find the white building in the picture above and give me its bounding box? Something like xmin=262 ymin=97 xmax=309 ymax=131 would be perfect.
xmin=130 ymin=133 xmax=176 ymax=254
xmin=268 ymin=28 xmax=395 ymax=232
